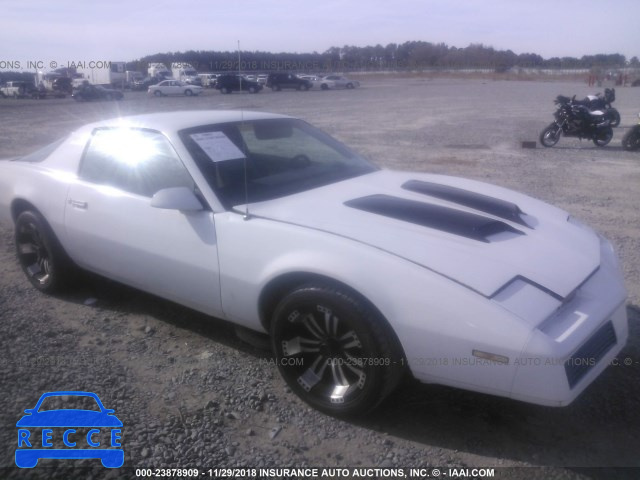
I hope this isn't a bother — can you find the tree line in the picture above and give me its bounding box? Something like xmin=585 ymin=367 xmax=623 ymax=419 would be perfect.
xmin=1 ymin=41 xmax=637 ymax=84
xmin=131 ymin=41 xmax=637 ymax=73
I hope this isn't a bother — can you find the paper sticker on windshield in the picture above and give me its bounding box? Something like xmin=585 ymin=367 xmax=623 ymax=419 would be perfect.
xmin=190 ymin=131 xmax=245 ymax=162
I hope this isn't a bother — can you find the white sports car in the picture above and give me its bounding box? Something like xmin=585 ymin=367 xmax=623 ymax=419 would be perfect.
xmin=0 ymin=111 xmax=628 ymax=415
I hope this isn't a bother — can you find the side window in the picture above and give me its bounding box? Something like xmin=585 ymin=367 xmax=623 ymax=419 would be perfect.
xmin=79 ymin=128 xmax=194 ymax=197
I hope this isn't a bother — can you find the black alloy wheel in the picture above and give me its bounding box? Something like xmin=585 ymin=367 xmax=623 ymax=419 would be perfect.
xmin=271 ymin=284 xmax=405 ymax=416
xmin=15 ymin=211 xmax=73 ymax=293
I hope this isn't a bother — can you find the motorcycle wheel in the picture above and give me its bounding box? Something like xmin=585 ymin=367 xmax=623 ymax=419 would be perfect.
xmin=539 ymin=123 xmax=562 ymax=147
xmin=593 ymin=126 xmax=613 ymax=147
xmin=606 ymin=109 xmax=621 ymax=128
xmin=622 ymin=126 xmax=640 ymax=151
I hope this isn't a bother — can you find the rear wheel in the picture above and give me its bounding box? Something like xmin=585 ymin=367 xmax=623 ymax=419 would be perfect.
xmin=271 ymin=283 xmax=405 ymax=416
xmin=593 ymin=126 xmax=613 ymax=147
xmin=15 ymin=211 xmax=74 ymax=293
xmin=154 ymin=90 xmax=162 ymax=97
xmin=539 ymin=123 xmax=562 ymax=147
xmin=622 ymin=126 xmax=640 ymax=151
xmin=184 ymin=89 xmax=193 ymax=96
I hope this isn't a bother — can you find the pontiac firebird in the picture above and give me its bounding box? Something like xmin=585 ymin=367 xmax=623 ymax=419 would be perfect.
xmin=0 ymin=111 xmax=628 ymax=415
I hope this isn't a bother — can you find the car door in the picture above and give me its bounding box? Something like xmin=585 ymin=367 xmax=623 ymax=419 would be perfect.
xmin=63 ymin=127 xmax=224 ymax=317
xmin=166 ymin=81 xmax=179 ymax=95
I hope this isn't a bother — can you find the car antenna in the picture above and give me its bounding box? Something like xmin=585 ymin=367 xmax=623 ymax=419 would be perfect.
xmin=238 ymin=40 xmax=250 ymax=221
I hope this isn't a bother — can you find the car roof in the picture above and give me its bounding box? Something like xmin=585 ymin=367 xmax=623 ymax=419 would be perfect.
xmin=77 ymin=110 xmax=294 ymax=133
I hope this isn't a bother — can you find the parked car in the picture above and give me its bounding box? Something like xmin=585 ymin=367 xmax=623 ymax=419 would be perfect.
xmin=256 ymin=74 xmax=268 ymax=85
xmin=72 ymin=84 xmax=123 ymax=101
xmin=198 ymin=73 xmax=220 ymax=88
xmin=148 ymin=80 xmax=202 ymax=97
xmin=300 ymin=75 xmax=335 ymax=91
xmin=0 ymin=111 xmax=628 ymax=416
xmin=0 ymin=81 xmax=34 ymax=99
xmin=131 ymin=76 xmax=157 ymax=91
xmin=266 ymin=72 xmax=312 ymax=91
xmin=321 ymin=75 xmax=360 ymax=89
xmin=215 ymin=74 xmax=262 ymax=94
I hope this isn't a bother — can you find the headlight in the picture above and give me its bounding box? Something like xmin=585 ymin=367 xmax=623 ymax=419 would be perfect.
xmin=492 ymin=278 xmax=561 ymax=327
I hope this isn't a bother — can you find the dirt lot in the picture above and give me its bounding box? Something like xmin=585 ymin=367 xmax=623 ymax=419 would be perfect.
xmin=1 ymin=77 xmax=639 ymax=479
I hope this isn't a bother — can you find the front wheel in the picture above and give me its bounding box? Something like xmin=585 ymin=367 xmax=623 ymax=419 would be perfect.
xmin=605 ymin=109 xmax=621 ymax=128
xmin=622 ymin=126 xmax=640 ymax=151
xmin=184 ymin=89 xmax=193 ymax=96
xmin=539 ymin=123 xmax=562 ymax=147
xmin=153 ymin=90 xmax=162 ymax=97
xmin=15 ymin=211 xmax=74 ymax=293
xmin=593 ymin=126 xmax=613 ymax=147
xmin=271 ymin=284 xmax=405 ymax=416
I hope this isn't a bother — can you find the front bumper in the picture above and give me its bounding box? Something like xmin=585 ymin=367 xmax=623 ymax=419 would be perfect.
xmin=509 ymin=237 xmax=628 ymax=406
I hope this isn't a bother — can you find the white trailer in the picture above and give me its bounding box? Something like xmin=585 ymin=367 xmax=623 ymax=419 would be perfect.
xmin=171 ymin=63 xmax=201 ymax=85
xmin=76 ymin=61 xmax=126 ymax=88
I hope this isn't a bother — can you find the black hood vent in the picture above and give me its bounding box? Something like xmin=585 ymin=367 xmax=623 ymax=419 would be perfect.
xmin=345 ymin=194 xmax=525 ymax=243
xmin=402 ymin=180 xmax=531 ymax=228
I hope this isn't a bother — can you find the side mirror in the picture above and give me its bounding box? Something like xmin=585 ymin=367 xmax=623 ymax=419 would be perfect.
xmin=151 ymin=187 xmax=203 ymax=212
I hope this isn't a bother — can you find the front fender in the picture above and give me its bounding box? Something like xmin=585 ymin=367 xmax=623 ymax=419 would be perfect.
xmin=214 ymin=211 xmax=533 ymax=395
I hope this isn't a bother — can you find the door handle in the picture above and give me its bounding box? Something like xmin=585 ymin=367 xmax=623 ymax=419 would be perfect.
xmin=68 ymin=199 xmax=88 ymax=209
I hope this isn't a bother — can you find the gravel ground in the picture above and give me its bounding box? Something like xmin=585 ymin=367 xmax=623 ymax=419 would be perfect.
xmin=1 ymin=77 xmax=639 ymax=480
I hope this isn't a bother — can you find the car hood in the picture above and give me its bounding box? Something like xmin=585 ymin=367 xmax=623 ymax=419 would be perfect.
xmin=246 ymin=170 xmax=599 ymax=299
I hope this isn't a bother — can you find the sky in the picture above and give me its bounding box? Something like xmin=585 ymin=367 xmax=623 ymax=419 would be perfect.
xmin=1 ymin=0 xmax=637 ymax=70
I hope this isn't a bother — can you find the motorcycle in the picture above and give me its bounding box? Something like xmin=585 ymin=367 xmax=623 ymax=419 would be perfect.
xmin=573 ymin=88 xmax=620 ymax=127
xmin=539 ymin=95 xmax=614 ymax=148
xmin=622 ymin=113 xmax=640 ymax=151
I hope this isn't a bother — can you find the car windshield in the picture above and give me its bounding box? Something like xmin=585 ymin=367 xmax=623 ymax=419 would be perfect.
xmin=38 ymin=395 xmax=101 ymax=412
xmin=180 ymin=118 xmax=377 ymax=209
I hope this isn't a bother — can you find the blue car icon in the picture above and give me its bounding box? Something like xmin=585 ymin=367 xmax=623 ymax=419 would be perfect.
xmin=16 ymin=391 xmax=123 ymax=468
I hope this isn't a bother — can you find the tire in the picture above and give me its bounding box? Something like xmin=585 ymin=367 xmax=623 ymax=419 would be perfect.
xmin=606 ymin=109 xmax=621 ymax=128
xmin=621 ymin=126 xmax=640 ymax=151
xmin=274 ymin=85 xmax=281 ymax=92
xmin=539 ymin=123 xmax=562 ymax=147
xmin=321 ymin=84 xmax=329 ymax=91
xmin=14 ymin=211 xmax=74 ymax=293
xmin=346 ymin=83 xmax=354 ymax=89
xmin=153 ymin=90 xmax=162 ymax=97
xmin=271 ymin=283 xmax=405 ymax=416
xmin=248 ymin=86 xmax=257 ymax=93
xmin=593 ymin=126 xmax=613 ymax=147
xmin=105 ymin=94 xmax=113 ymax=101
xmin=184 ymin=89 xmax=193 ymax=96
